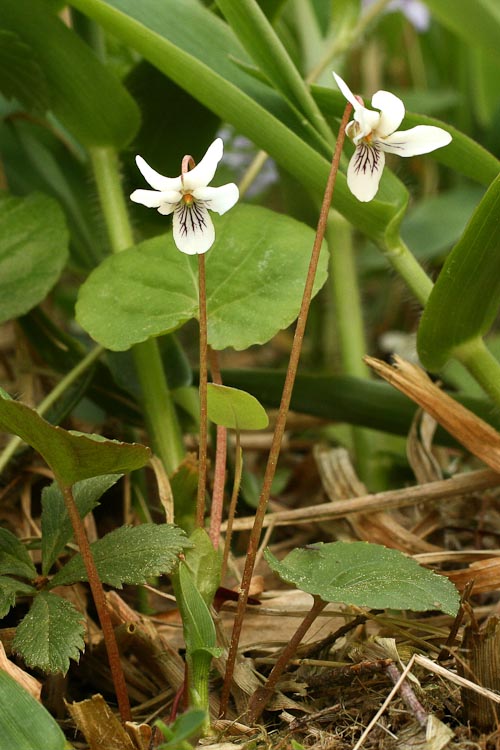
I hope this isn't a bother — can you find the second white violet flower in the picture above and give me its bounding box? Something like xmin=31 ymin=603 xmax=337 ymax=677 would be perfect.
xmin=333 ymin=72 xmax=452 ymax=202
xmin=130 ymin=138 xmax=239 ymax=254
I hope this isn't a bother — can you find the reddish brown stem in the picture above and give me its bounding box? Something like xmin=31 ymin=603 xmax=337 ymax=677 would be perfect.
xmin=61 ymin=484 xmax=131 ymax=722
xmin=196 ymin=252 xmax=208 ymax=528
xmin=221 ymin=432 xmax=242 ymax=581
xmin=219 ymin=103 xmax=353 ymax=718
xmin=247 ymin=596 xmax=327 ymax=723
xmin=208 ymin=347 xmax=227 ymax=548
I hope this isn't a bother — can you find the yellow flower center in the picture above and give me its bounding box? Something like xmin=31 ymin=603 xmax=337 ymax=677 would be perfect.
xmin=182 ymin=193 xmax=194 ymax=206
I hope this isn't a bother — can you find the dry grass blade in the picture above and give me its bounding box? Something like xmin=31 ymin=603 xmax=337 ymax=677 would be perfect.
xmin=365 ymin=355 xmax=500 ymax=473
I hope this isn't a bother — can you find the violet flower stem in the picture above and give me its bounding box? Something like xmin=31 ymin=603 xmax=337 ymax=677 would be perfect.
xmin=219 ymin=102 xmax=353 ymax=718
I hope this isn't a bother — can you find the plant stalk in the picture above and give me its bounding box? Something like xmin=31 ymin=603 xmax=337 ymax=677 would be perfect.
xmin=89 ymin=146 xmax=184 ymax=474
xmin=247 ymin=596 xmax=327 ymax=722
xmin=61 ymin=484 xmax=131 ymax=722
xmin=196 ymin=253 xmax=208 ymax=528
xmin=455 ymin=338 xmax=500 ymax=410
xmin=208 ymin=348 xmax=227 ymax=548
xmin=219 ymin=103 xmax=353 ymax=717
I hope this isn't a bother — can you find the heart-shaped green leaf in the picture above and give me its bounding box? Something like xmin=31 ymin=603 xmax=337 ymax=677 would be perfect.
xmin=0 ymin=30 xmax=50 ymax=115
xmin=76 ymin=204 xmax=328 ymax=351
xmin=0 ymin=391 xmax=151 ymax=486
xmin=0 ymin=192 xmax=68 ymax=325
xmin=207 ymin=384 xmax=268 ymax=430
xmin=13 ymin=591 xmax=85 ymax=674
xmin=418 ymin=173 xmax=500 ymax=370
xmin=265 ymin=542 xmax=459 ymax=615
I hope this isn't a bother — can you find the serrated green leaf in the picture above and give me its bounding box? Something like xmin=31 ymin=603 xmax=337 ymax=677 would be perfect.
xmin=49 ymin=524 xmax=190 ymax=588
xmin=417 ymin=173 xmax=500 ymax=370
xmin=0 ymin=192 xmax=69 ymax=325
xmin=2 ymin=0 xmax=139 ymax=148
xmin=76 ymin=204 xmax=328 ymax=352
xmin=0 ymin=528 xmax=36 ymax=580
xmin=13 ymin=591 xmax=85 ymax=674
xmin=0 ymin=30 xmax=50 ymax=115
xmin=0 ymin=576 xmax=36 ymax=619
xmin=0 ymin=391 xmax=151 ymax=486
xmin=207 ymin=384 xmax=268 ymax=430
xmin=265 ymin=542 xmax=460 ymax=616
xmin=41 ymin=475 xmax=122 ymax=576
xmin=0 ymin=671 xmax=68 ymax=750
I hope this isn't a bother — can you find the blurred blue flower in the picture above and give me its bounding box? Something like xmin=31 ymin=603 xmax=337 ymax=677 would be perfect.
xmin=363 ymin=0 xmax=430 ymax=32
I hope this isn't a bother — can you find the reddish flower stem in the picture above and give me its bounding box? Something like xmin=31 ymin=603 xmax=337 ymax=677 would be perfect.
xmin=208 ymin=347 xmax=227 ymax=548
xmin=247 ymin=596 xmax=327 ymax=723
xmin=61 ymin=484 xmax=131 ymax=722
xmin=196 ymin=252 xmax=208 ymax=528
xmin=219 ymin=103 xmax=353 ymax=718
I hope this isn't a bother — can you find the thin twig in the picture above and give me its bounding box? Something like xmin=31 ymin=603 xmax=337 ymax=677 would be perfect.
xmin=219 ymin=102 xmax=353 ymax=718
xmin=61 ymin=484 xmax=131 ymax=722
xmin=221 ymin=432 xmax=242 ymax=581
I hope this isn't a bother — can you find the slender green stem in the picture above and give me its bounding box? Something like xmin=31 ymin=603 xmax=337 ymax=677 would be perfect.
xmin=306 ymin=0 xmax=394 ymax=83
xmin=0 ymin=345 xmax=104 ymax=476
xmin=382 ymin=236 xmax=434 ymax=305
xmin=221 ymin=432 xmax=242 ymax=581
xmin=89 ymin=146 xmax=184 ymax=474
xmin=196 ymin=254 xmax=208 ymax=528
xmin=61 ymin=484 xmax=131 ymax=722
xmin=327 ymin=210 xmax=373 ymax=483
xmin=219 ymin=103 xmax=353 ymax=719
xmin=454 ymin=338 xmax=500 ymax=410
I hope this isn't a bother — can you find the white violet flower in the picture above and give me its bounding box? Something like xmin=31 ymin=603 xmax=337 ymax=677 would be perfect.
xmin=130 ymin=138 xmax=239 ymax=254
xmin=333 ymin=72 xmax=452 ymax=202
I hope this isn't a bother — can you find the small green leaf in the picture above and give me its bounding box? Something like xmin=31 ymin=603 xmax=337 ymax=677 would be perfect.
xmin=76 ymin=204 xmax=328 ymax=352
xmin=2 ymin=0 xmax=140 ymax=148
xmin=0 ymin=671 xmax=68 ymax=750
xmin=265 ymin=542 xmax=460 ymax=616
xmin=13 ymin=591 xmax=85 ymax=674
xmin=418 ymin=173 xmax=500 ymax=370
xmin=0 ymin=30 xmax=50 ymax=114
xmin=0 ymin=391 xmax=151 ymax=486
xmin=207 ymin=384 xmax=268 ymax=430
xmin=156 ymin=709 xmax=207 ymax=748
xmin=183 ymin=528 xmax=221 ymax=607
xmin=0 ymin=192 xmax=69 ymax=325
xmin=174 ymin=564 xmax=219 ymax=656
xmin=49 ymin=524 xmax=190 ymax=588
xmin=0 ymin=576 xmax=36 ymax=619
xmin=0 ymin=528 xmax=36 ymax=580
xmin=41 ymin=475 xmax=122 ymax=575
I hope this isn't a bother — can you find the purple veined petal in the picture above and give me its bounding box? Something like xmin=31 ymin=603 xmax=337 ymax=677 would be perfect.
xmin=371 ymin=90 xmax=405 ymax=137
xmin=182 ymin=138 xmax=224 ymax=191
xmin=192 ymin=183 xmax=239 ymax=215
xmin=378 ymin=125 xmax=452 ymax=156
xmin=173 ymin=201 xmax=215 ymax=254
xmin=135 ymin=155 xmax=182 ymax=191
xmin=332 ymin=71 xmax=362 ymax=111
xmin=347 ymin=143 xmax=385 ymax=202
xmin=130 ymin=188 xmax=181 ymax=209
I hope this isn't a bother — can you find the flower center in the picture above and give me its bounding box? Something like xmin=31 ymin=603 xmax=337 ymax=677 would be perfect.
xmin=182 ymin=193 xmax=194 ymax=206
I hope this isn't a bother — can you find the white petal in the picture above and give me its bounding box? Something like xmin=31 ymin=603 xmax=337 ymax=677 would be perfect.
xmin=332 ymin=71 xmax=362 ymax=111
xmin=173 ymin=202 xmax=215 ymax=255
xmin=192 ymin=183 xmax=239 ymax=215
xmin=378 ymin=125 xmax=452 ymax=156
xmin=130 ymin=189 xmax=181 ymax=210
xmin=182 ymin=138 xmax=224 ymax=191
xmin=353 ymin=107 xmax=381 ymax=142
xmin=135 ymin=155 xmax=182 ymax=191
xmin=371 ymin=90 xmax=405 ymax=137
xmin=347 ymin=144 xmax=385 ymax=202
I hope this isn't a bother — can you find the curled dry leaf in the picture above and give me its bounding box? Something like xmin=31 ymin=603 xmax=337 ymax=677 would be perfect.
xmin=365 ymin=356 xmax=500 ymax=474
